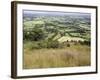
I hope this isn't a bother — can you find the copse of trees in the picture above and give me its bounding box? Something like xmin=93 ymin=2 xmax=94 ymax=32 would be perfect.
xmin=27 ymin=40 xmax=60 ymax=50
xmin=47 ymin=40 xmax=59 ymax=48
xmin=23 ymin=28 xmax=45 ymax=41
xmin=78 ymin=40 xmax=91 ymax=46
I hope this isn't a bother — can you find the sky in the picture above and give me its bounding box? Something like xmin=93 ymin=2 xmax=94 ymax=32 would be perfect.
xmin=23 ymin=10 xmax=91 ymax=17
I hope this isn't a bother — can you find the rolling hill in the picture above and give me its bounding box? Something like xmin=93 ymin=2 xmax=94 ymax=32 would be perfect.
xmin=23 ymin=10 xmax=91 ymax=42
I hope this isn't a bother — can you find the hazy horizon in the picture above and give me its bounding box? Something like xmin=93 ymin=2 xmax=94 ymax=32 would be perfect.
xmin=23 ymin=10 xmax=91 ymax=17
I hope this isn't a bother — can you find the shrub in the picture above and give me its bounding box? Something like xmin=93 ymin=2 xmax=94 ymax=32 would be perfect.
xmin=66 ymin=43 xmax=70 ymax=47
xmin=58 ymin=43 xmax=65 ymax=48
xmin=37 ymin=41 xmax=48 ymax=48
xmin=47 ymin=40 xmax=59 ymax=48
xmin=78 ymin=41 xmax=84 ymax=45
xmin=78 ymin=40 xmax=90 ymax=46
xmin=83 ymin=40 xmax=91 ymax=46
xmin=29 ymin=43 xmax=41 ymax=50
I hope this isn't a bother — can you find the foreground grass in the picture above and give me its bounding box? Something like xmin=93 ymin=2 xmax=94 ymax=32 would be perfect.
xmin=23 ymin=43 xmax=90 ymax=69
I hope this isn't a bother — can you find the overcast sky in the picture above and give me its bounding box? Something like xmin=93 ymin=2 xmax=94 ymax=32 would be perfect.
xmin=23 ymin=10 xmax=91 ymax=17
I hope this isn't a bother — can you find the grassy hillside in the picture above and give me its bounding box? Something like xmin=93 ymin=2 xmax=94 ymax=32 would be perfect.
xmin=23 ymin=43 xmax=90 ymax=69
xmin=23 ymin=11 xmax=91 ymax=69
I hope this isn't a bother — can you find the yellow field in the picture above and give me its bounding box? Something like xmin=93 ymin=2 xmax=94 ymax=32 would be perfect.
xmin=23 ymin=44 xmax=90 ymax=69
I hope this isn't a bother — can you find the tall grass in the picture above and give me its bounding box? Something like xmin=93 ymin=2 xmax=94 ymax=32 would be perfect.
xmin=23 ymin=43 xmax=90 ymax=69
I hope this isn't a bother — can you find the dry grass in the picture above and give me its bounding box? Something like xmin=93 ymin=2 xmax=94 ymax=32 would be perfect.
xmin=23 ymin=44 xmax=90 ymax=69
